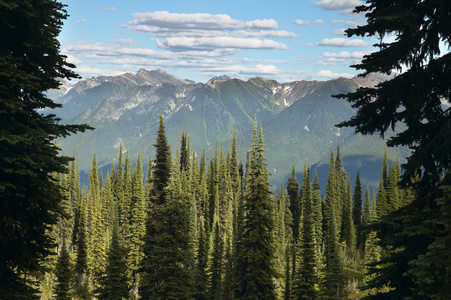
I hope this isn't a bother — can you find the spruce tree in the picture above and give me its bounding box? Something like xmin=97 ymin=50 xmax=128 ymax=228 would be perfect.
xmin=341 ymin=180 xmax=356 ymax=251
xmin=53 ymin=243 xmax=72 ymax=300
xmin=145 ymin=164 xmax=194 ymax=299
xmin=152 ymin=114 xmax=171 ymax=206
xmin=324 ymin=152 xmax=337 ymax=240
xmin=293 ymin=167 xmax=319 ymax=300
xmin=0 ymin=1 xmax=90 ymax=297
xmin=99 ymin=225 xmax=128 ymax=300
xmin=209 ymin=221 xmax=224 ymax=299
xmin=128 ymin=152 xmax=146 ymax=296
xmin=287 ymin=167 xmax=301 ymax=243
xmin=233 ymin=122 xmax=276 ymax=300
xmin=352 ymin=172 xmax=363 ymax=248
xmin=141 ymin=119 xmax=192 ymax=299
xmin=337 ymin=2 xmax=451 ymax=295
xmin=323 ymin=206 xmax=346 ymax=300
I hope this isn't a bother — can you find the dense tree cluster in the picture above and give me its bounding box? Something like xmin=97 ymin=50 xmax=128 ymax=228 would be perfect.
xmin=32 ymin=116 xmax=417 ymax=299
xmin=336 ymin=0 xmax=451 ymax=298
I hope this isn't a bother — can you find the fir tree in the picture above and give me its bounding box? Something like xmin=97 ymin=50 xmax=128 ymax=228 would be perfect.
xmin=352 ymin=172 xmax=363 ymax=248
xmin=233 ymin=122 xmax=277 ymax=300
xmin=209 ymin=221 xmax=224 ymax=299
xmin=0 ymin=1 xmax=90 ymax=296
xmin=287 ymin=167 xmax=301 ymax=243
xmin=337 ymin=2 xmax=451 ymax=295
xmin=323 ymin=206 xmax=346 ymax=300
xmin=311 ymin=171 xmax=323 ymax=251
xmin=98 ymin=225 xmax=128 ymax=300
xmin=141 ymin=123 xmax=193 ymax=299
xmin=293 ymin=167 xmax=319 ymax=300
xmin=128 ymin=152 xmax=146 ymax=297
xmin=341 ymin=180 xmax=356 ymax=251
xmin=53 ymin=243 xmax=72 ymax=300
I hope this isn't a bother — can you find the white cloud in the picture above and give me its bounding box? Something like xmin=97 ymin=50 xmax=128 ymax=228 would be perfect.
xmin=330 ymin=19 xmax=360 ymax=27
xmin=294 ymin=19 xmax=310 ymax=26
xmin=103 ymin=7 xmax=118 ymax=11
xmin=156 ymin=37 xmax=289 ymax=51
xmin=128 ymin=11 xmax=244 ymax=32
xmin=317 ymin=70 xmax=353 ymax=78
xmin=245 ymin=19 xmax=278 ymax=29
xmin=76 ymin=19 xmax=87 ymax=24
xmin=313 ymin=19 xmax=325 ymax=24
xmin=317 ymin=37 xmax=369 ymax=47
xmin=332 ymin=28 xmax=347 ymax=36
xmin=315 ymin=0 xmax=362 ymax=15
xmin=234 ymin=30 xmax=298 ymax=38
xmin=315 ymin=50 xmax=372 ymax=66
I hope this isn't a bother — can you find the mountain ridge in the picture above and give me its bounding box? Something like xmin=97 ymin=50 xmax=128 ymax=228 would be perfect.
xmin=51 ymin=69 xmax=404 ymax=189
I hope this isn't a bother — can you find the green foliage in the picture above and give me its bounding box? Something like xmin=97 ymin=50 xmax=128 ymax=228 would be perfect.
xmin=53 ymin=244 xmax=72 ymax=300
xmin=352 ymin=172 xmax=363 ymax=248
xmin=0 ymin=0 xmax=90 ymax=297
xmin=293 ymin=167 xmax=319 ymax=300
xmin=233 ymin=121 xmax=277 ymax=299
xmin=98 ymin=225 xmax=128 ymax=300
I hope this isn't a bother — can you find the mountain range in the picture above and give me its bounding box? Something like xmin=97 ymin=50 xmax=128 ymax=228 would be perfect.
xmin=48 ymin=69 xmax=408 ymax=190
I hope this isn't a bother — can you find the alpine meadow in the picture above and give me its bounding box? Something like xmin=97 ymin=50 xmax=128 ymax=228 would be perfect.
xmin=1 ymin=0 xmax=450 ymax=300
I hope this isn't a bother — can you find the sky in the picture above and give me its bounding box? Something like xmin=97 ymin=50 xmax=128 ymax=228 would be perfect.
xmin=59 ymin=0 xmax=377 ymax=83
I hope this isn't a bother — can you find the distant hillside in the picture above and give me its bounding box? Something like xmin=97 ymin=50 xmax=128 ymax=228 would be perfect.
xmin=52 ymin=69 xmax=406 ymax=189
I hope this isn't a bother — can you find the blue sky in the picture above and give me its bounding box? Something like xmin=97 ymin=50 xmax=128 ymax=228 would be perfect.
xmin=59 ymin=0 xmax=376 ymax=83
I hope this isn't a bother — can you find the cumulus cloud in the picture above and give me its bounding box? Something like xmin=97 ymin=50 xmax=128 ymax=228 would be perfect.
xmin=330 ymin=19 xmax=360 ymax=27
xmin=76 ymin=19 xmax=87 ymax=24
xmin=294 ymin=19 xmax=310 ymax=26
xmin=127 ymin=11 xmax=245 ymax=32
xmin=124 ymin=11 xmax=295 ymax=52
xmin=317 ymin=70 xmax=353 ymax=78
xmin=103 ymin=7 xmax=118 ymax=11
xmin=313 ymin=19 xmax=325 ymax=24
xmin=317 ymin=37 xmax=369 ymax=47
xmin=315 ymin=50 xmax=372 ymax=66
xmin=156 ymin=37 xmax=289 ymax=51
xmin=332 ymin=28 xmax=347 ymax=36
xmin=234 ymin=30 xmax=298 ymax=38
xmin=245 ymin=19 xmax=278 ymax=29
xmin=315 ymin=0 xmax=362 ymax=15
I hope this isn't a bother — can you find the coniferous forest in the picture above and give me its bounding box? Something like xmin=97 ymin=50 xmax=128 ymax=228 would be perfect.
xmin=43 ymin=117 xmax=417 ymax=299
xmin=1 ymin=0 xmax=451 ymax=299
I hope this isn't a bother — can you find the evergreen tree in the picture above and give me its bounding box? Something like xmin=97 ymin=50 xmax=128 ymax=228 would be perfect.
xmin=233 ymin=122 xmax=277 ymax=300
xmin=311 ymin=171 xmax=323 ymax=249
xmin=386 ymin=163 xmax=401 ymax=212
xmin=324 ymin=152 xmax=336 ymax=224
xmin=98 ymin=225 xmax=128 ymax=300
xmin=287 ymin=167 xmax=301 ymax=243
xmin=406 ymin=175 xmax=451 ymax=299
xmin=53 ymin=243 xmax=72 ymax=300
xmin=361 ymin=187 xmax=371 ymax=252
xmin=86 ymin=153 xmax=107 ymax=290
xmin=143 ymin=164 xmax=194 ymax=299
xmin=341 ymin=180 xmax=356 ymax=251
xmin=195 ymin=216 xmax=210 ymax=300
xmin=323 ymin=206 xmax=346 ymax=300
xmin=337 ymin=2 xmax=451 ymax=295
xmin=209 ymin=221 xmax=224 ymax=299
xmin=0 ymin=1 xmax=90 ymax=297
xmin=152 ymin=114 xmax=171 ymax=206
xmin=128 ymin=152 xmax=146 ymax=297
xmin=352 ymin=172 xmax=363 ymax=248
xmin=293 ymin=167 xmax=319 ymax=300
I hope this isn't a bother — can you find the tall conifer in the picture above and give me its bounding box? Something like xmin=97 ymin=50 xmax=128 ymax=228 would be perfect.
xmin=233 ymin=122 xmax=276 ymax=299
